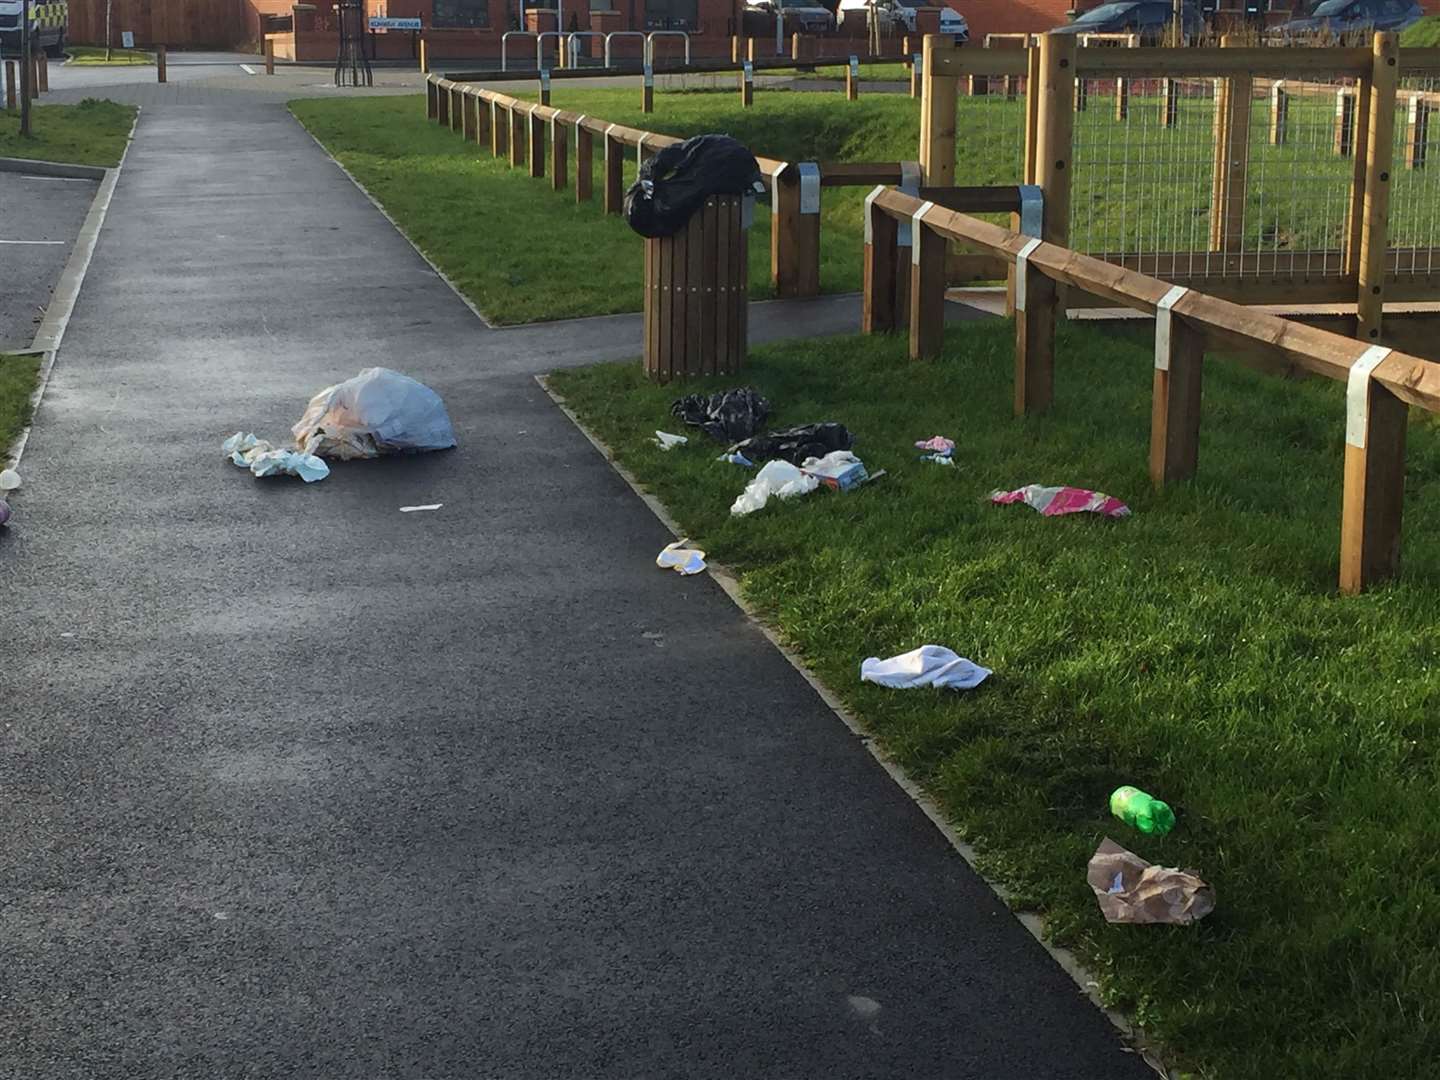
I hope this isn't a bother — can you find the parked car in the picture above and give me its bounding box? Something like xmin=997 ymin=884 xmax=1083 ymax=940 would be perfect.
xmin=837 ymin=0 xmax=968 ymax=41
xmin=1048 ymin=1 xmax=1204 ymax=41
xmin=1272 ymin=0 xmax=1423 ymax=37
xmin=746 ymin=0 xmax=837 ymax=34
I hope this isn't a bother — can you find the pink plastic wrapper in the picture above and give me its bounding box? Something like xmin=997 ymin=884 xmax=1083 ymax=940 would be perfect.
xmin=914 ymin=435 xmax=955 ymax=455
xmin=991 ymin=484 xmax=1130 ymax=519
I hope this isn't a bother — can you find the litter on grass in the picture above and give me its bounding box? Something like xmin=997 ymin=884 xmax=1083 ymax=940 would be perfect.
xmin=730 ymin=422 xmax=853 ymax=466
xmin=914 ymin=435 xmax=955 ymax=456
xmin=991 ymin=484 xmax=1130 ymax=519
xmin=656 ymin=539 xmax=707 ymax=575
xmin=731 ymin=460 xmax=819 ymax=515
xmin=1087 ymin=838 xmax=1214 ymax=926
xmin=860 ymin=645 xmax=992 ymax=691
xmin=654 ymin=431 xmax=688 ymax=451
xmin=921 ymin=453 xmax=954 ymax=467
xmin=400 ymin=503 xmax=443 ymax=513
xmin=716 ymin=451 xmax=755 ymax=468
xmin=1110 ymin=785 xmax=1176 ymax=837
xmin=672 ymin=387 xmax=771 ymax=443
xmin=293 ymin=367 xmax=456 ymax=460
xmin=223 ymin=433 xmax=330 ymax=483
xmin=802 ymin=450 xmax=869 ymax=491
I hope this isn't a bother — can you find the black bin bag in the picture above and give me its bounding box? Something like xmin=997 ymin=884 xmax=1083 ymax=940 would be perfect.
xmin=624 ymin=134 xmax=764 ymax=239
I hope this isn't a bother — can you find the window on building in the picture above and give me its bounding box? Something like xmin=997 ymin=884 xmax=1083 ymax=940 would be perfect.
xmin=433 ymin=0 xmax=491 ymax=27
xmin=645 ymin=0 xmax=698 ymax=30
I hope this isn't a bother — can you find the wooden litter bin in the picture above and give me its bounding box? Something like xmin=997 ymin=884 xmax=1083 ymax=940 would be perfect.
xmin=643 ymin=194 xmax=750 ymax=383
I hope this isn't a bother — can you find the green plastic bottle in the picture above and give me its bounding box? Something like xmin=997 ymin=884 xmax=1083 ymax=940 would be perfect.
xmin=1110 ymin=786 xmax=1176 ymax=836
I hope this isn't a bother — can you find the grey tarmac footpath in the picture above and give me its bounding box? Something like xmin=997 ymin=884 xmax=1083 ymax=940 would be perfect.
xmin=0 ymin=99 xmax=1156 ymax=1080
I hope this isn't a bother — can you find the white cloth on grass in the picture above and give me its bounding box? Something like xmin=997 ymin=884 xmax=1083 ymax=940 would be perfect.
xmin=730 ymin=460 xmax=819 ymax=516
xmin=860 ymin=645 xmax=991 ymax=691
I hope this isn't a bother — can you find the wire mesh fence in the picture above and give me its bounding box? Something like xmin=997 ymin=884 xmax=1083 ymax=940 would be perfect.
xmin=1390 ymin=70 xmax=1440 ymax=276
xmin=952 ymin=76 xmax=1028 ymax=187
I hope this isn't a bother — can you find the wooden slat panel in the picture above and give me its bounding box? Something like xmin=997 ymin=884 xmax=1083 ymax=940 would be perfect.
xmin=701 ymin=198 xmax=720 ymax=378
xmin=686 ymin=206 xmax=704 ymax=378
xmin=576 ymin=127 xmax=593 ymax=203
xmin=1076 ymin=46 xmax=1370 ymax=76
xmin=715 ymin=197 xmax=732 ymax=375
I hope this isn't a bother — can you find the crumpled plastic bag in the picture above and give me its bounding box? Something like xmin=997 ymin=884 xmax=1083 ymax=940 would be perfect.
xmin=730 ymin=460 xmax=819 ymax=516
xmin=292 ymin=367 xmax=456 ymax=460
xmin=671 ymin=386 xmax=771 ymax=443
xmin=730 ymin=422 xmax=854 ymax=467
xmin=1087 ymin=838 xmax=1215 ymax=925
xmin=860 ymin=645 xmax=991 ymax=691
xmin=656 ymin=539 xmax=706 ymax=575
xmin=991 ymin=484 xmax=1130 ymax=519
xmin=653 ymin=431 xmax=688 ymax=450
xmin=223 ymin=432 xmax=330 ymax=483
xmin=624 ymin=134 xmax=764 ymax=238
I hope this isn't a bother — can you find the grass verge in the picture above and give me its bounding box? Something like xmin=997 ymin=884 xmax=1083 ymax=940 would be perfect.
xmin=547 ymin=319 xmax=1440 ymax=1080
xmin=0 ymin=98 xmax=136 ymax=167
xmin=1400 ymin=15 xmax=1440 ymax=46
xmin=64 ymin=45 xmax=154 ymax=65
xmin=0 ymin=353 xmax=41 ymax=462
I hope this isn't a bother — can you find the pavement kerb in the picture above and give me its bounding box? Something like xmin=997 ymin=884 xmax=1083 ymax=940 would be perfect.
xmin=538 ymin=372 xmax=1174 ymax=1080
xmin=0 ymin=156 xmax=107 ymax=180
xmin=4 ymin=109 xmax=139 ymax=475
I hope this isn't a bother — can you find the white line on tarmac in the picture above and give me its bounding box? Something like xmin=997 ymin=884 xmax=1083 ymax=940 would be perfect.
xmin=240 ymin=64 xmax=257 ymax=75
xmin=0 ymin=239 xmax=66 ymax=245
xmin=16 ymin=174 xmax=93 ymax=183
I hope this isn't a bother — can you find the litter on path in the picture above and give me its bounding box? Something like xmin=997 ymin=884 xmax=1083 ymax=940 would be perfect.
xmin=400 ymin=503 xmax=444 ymax=513
xmin=673 ymin=387 xmax=770 ymax=443
xmin=656 ymin=539 xmax=707 ymax=575
xmin=730 ymin=422 xmax=853 ymax=467
xmin=731 ymin=460 xmax=819 ymax=516
xmin=0 ymin=499 xmax=9 ymax=526
xmin=1087 ymin=838 xmax=1214 ymax=925
xmin=991 ymin=484 xmax=1130 ymax=519
xmin=0 ymin=468 xmax=20 ymax=491
xmin=223 ymin=433 xmax=330 ymax=483
xmin=293 ymin=367 xmax=455 ymax=460
xmin=860 ymin=645 xmax=992 ymax=691
xmin=653 ymin=431 xmax=688 ymax=451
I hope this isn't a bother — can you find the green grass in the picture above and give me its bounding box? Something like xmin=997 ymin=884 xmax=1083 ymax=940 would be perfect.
xmin=0 ymin=98 xmax=135 ymax=167
xmin=784 ymin=61 xmax=914 ymax=81
xmin=0 ymin=353 xmax=41 ymax=462
xmin=63 ymin=45 xmax=154 ymax=65
xmin=549 ymin=320 xmax=1440 ymax=1080
xmin=1400 ymin=15 xmax=1440 ymax=46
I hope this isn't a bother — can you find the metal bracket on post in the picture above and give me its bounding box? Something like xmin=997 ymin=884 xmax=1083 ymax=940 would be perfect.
xmin=797 ymin=162 xmax=820 ymax=215
xmin=849 ymin=54 xmax=859 ymax=78
xmin=541 ymin=68 xmax=551 ymax=94
xmin=1346 ymin=345 xmax=1394 ymax=448
xmin=742 ymin=193 xmax=756 ymax=229
xmin=644 ymin=64 xmax=654 ymax=87
xmin=863 ymin=184 xmax=884 ymax=244
xmin=1013 ymin=237 xmax=1042 ymax=312
xmin=1017 ymin=183 xmax=1043 ymax=238
xmin=896 ymin=161 xmax=921 ymax=246
xmin=909 ymin=201 xmax=936 ymax=265
xmin=1153 ymin=285 xmax=1190 ymax=371
xmin=767 ymin=160 xmax=788 ymax=223
xmin=743 ymin=60 xmax=754 ymax=83
xmin=912 ymin=52 xmax=922 ymax=77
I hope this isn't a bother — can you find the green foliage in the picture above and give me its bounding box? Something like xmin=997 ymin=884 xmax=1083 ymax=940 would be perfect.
xmin=1400 ymin=15 xmax=1440 ymax=46
xmin=0 ymin=98 xmax=135 ymax=167
xmin=63 ymin=45 xmax=155 ymax=65
xmin=550 ymin=320 xmax=1440 ymax=1080
xmin=0 ymin=353 xmax=41 ymax=461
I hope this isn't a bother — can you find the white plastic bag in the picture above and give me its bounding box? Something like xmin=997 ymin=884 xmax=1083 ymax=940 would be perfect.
xmin=292 ymin=368 xmax=456 ymax=460
xmin=730 ymin=460 xmax=819 ymax=516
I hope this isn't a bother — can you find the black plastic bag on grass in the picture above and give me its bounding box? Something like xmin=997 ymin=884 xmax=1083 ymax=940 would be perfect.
xmin=730 ymin=422 xmax=854 ymax=466
xmin=671 ymin=386 xmax=771 ymax=443
xmin=624 ymin=134 xmax=764 ymax=239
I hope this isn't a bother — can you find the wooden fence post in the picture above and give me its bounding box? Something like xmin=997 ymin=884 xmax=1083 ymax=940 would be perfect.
xmin=4 ymin=61 xmax=15 ymax=110
xmin=1149 ymin=287 xmax=1204 ymax=485
xmin=265 ymin=37 xmax=276 ymax=75
xmin=474 ymin=92 xmax=490 ymax=145
xmin=846 ymin=55 xmax=859 ymax=100
xmin=1115 ymin=76 xmax=1128 ymax=121
xmin=1357 ymin=32 xmax=1399 ymax=345
xmin=740 ymin=60 xmax=754 ymax=107
xmin=1335 ymin=87 xmax=1357 ymax=156
xmin=510 ymin=104 xmax=527 ymax=167
xmin=451 ymin=87 xmax=465 ymax=134
xmin=1209 ymin=35 xmax=1251 ymax=254
xmin=919 ymin=34 xmax=958 ymax=185
xmin=156 ymin=45 xmax=167 ymax=83
xmin=551 ymin=116 xmax=568 ymax=190
xmin=1023 ymin=43 xmax=1041 ymax=184
xmin=576 ymin=119 xmax=594 ymax=201
xmin=603 ymin=127 xmax=624 ymax=213
xmin=490 ymin=100 xmax=507 ymax=157
xmin=1036 ymin=32 xmax=1075 ymax=249
xmin=769 ymin=164 xmax=820 ymax=298
xmin=529 ymin=107 xmax=545 ymax=179
xmin=910 ymin=50 xmax=922 ymax=99
xmin=1015 ymin=237 xmax=1057 ymax=414
xmin=1405 ymin=94 xmax=1430 ymax=170
xmin=462 ymin=90 xmax=478 ymax=140
xmin=642 ymin=64 xmax=654 ymax=113
xmin=862 ymin=188 xmax=899 ymax=334
xmin=909 ymin=209 xmax=947 ymax=360
xmin=731 ymin=36 xmax=744 ymax=62
xmin=1340 ymin=347 xmax=1407 ymax=593
xmin=1269 ymin=81 xmax=1289 ymax=145
xmin=437 ymin=81 xmax=451 ymax=127
xmin=38 ymin=53 xmax=48 ymax=93
xmin=1160 ymin=77 xmax=1176 ymax=127
xmin=426 ymin=78 xmax=438 ymax=120
xmin=419 ymin=37 xmax=428 ymax=73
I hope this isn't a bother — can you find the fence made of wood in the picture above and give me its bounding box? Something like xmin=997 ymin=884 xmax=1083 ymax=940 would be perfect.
xmin=426 ymin=75 xmax=918 ymax=301
xmin=863 ymin=184 xmax=1440 ymax=594
xmin=920 ymin=34 xmax=1440 ymax=350
xmin=67 ymin=0 xmax=248 ymax=48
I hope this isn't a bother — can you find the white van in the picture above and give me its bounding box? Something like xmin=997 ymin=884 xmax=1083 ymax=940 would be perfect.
xmin=839 ymin=0 xmax=969 ymax=41
xmin=0 ymin=0 xmax=68 ymax=57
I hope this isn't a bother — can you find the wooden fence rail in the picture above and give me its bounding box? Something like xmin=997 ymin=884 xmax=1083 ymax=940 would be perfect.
xmin=863 ymin=184 xmax=1440 ymax=594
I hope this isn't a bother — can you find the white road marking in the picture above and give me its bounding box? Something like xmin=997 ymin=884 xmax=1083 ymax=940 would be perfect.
xmin=0 ymin=239 xmax=65 ymax=245
xmin=16 ymin=174 xmax=93 ymax=183
xmin=239 ymin=63 xmax=257 ymax=75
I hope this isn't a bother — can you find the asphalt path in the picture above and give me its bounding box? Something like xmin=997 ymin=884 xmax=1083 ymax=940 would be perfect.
xmin=0 ymin=98 xmax=1154 ymax=1079
xmin=0 ymin=170 xmax=97 ymax=351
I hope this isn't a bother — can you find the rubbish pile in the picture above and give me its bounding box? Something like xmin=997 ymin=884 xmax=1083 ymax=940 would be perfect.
xmin=729 ymin=422 xmax=854 ymax=467
xmin=223 ymin=368 xmax=455 ymax=484
xmin=624 ymin=134 xmax=766 ymax=239
xmin=991 ymin=484 xmax=1130 ymax=519
xmin=672 ymin=386 xmax=770 ymax=443
xmin=915 ymin=434 xmax=955 ymax=466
